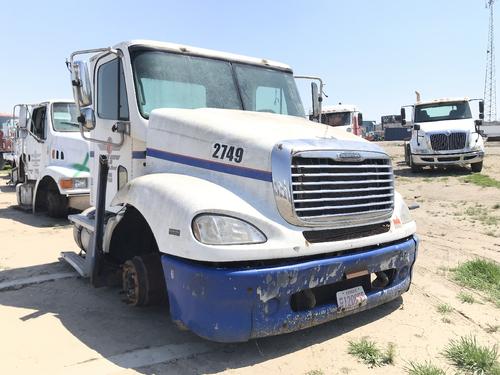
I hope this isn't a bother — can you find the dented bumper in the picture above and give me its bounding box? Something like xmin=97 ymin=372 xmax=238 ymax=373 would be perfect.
xmin=162 ymin=235 xmax=418 ymax=342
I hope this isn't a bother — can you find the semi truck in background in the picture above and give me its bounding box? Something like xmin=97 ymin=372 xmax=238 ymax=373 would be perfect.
xmin=401 ymin=95 xmax=485 ymax=173
xmin=11 ymin=100 xmax=91 ymax=217
xmin=0 ymin=113 xmax=15 ymax=169
xmin=313 ymin=104 xmax=363 ymax=135
xmin=62 ymin=40 xmax=418 ymax=343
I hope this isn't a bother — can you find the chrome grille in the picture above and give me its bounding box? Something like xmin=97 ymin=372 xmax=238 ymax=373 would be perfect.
xmin=430 ymin=132 xmax=466 ymax=151
xmin=291 ymin=154 xmax=394 ymax=223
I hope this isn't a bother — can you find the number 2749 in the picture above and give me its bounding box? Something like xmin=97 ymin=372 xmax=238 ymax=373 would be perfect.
xmin=212 ymin=143 xmax=244 ymax=163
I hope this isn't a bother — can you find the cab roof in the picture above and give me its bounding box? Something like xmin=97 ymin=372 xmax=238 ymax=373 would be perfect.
xmin=321 ymin=104 xmax=358 ymax=114
xmin=106 ymin=40 xmax=293 ymax=72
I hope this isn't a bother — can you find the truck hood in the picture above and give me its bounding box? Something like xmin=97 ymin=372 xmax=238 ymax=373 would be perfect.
xmin=416 ymin=119 xmax=475 ymax=133
xmin=147 ymin=108 xmax=386 ymax=176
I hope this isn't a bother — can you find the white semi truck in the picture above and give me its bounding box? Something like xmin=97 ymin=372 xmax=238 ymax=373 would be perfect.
xmin=401 ymin=96 xmax=485 ymax=172
xmin=11 ymin=100 xmax=91 ymax=217
xmin=317 ymin=104 xmax=363 ymax=135
xmin=62 ymin=40 xmax=418 ymax=343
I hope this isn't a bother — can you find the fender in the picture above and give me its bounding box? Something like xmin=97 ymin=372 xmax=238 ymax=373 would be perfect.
xmin=110 ymin=173 xmax=417 ymax=263
xmin=110 ymin=173 xmax=289 ymax=262
xmin=32 ymin=165 xmax=91 ymax=212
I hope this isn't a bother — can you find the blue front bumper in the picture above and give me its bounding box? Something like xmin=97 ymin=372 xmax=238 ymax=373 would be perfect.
xmin=162 ymin=235 xmax=418 ymax=342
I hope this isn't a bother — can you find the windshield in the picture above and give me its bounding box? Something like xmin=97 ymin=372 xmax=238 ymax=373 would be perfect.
xmin=131 ymin=49 xmax=305 ymax=118
xmin=321 ymin=111 xmax=352 ymax=127
xmin=414 ymin=102 xmax=472 ymax=123
xmin=52 ymin=103 xmax=79 ymax=132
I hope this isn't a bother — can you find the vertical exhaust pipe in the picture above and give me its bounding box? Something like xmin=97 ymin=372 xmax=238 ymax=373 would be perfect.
xmin=90 ymin=154 xmax=109 ymax=287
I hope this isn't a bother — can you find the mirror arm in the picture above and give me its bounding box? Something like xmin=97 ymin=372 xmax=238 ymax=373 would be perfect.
xmin=295 ymin=75 xmax=324 ymax=123
xmin=79 ymin=123 xmax=125 ymax=148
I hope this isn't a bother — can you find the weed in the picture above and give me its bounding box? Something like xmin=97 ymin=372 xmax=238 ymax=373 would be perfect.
xmin=405 ymin=361 xmax=446 ymax=375
xmin=441 ymin=317 xmax=452 ymax=324
xmin=304 ymin=370 xmax=324 ymax=375
xmin=462 ymin=174 xmax=500 ymax=189
xmin=458 ymin=292 xmax=476 ymax=304
xmin=486 ymin=324 xmax=499 ymax=334
xmin=437 ymin=303 xmax=453 ymax=314
xmin=452 ymin=259 xmax=500 ymax=307
xmin=347 ymin=337 xmax=395 ymax=367
xmin=463 ymin=206 xmax=499 ymax=226
xmin=443 ymin=336 xmax=499 ymax=374
xmin=494 ymin=203 xmax=500 ymax=210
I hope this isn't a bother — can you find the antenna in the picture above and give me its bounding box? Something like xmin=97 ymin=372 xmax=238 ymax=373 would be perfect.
xmin=484 ymin=0 xmax=496 ymax=122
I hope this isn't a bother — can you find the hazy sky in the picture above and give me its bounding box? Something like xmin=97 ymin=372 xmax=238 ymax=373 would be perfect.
xmin=0 ymin=0 xmax=492 ymax=120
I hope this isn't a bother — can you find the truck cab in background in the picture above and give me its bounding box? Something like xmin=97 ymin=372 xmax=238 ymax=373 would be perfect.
xmin=314 ymin=104 xmax=363 ymax=135
xmin=0 ymin=113 xmax=15 ymax=169
xmin=63 ymin=40 xmax=417 ymax=343
xmin=401 ymin=97 xmax=485 ymax=173
xmin=12 ymin=100 xmax=91 ymax=217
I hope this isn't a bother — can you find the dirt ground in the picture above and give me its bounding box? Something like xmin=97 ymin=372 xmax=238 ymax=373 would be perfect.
xmin=0 ymin=142 xmax=499 ymax=374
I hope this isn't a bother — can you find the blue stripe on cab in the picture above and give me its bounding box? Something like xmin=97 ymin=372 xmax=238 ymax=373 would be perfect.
xmin=146 ymin=148 xmax=272 ymax=182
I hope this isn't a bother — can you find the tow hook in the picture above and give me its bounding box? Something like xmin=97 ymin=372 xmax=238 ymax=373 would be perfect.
xmin=372 ymin=271 xmax=390 ymax=288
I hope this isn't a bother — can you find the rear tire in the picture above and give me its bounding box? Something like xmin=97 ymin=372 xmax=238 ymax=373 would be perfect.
xmin=0 ymin=154 xmax=5 ymax=170
xmin=47 ymin=190 xmax=68 ymax=218
xmin=471 ymin=161 xmax=483 ymax=173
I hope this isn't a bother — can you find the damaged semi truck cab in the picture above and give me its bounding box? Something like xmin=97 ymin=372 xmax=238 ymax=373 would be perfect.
xmin=63 ymin=40 xmax=418 ymax=343
xmin=11 ymin=101 xmax=91 ymax=217
xmin=401 ymin=97 xmax=486 ymax=172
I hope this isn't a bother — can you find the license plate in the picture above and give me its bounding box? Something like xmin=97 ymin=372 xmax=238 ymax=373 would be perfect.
xmin=336 ymin=286 xmax=367 ymax=311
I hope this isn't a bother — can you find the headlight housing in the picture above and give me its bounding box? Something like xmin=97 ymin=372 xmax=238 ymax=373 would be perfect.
xmin=59 ymin=177 xmax=88 ymax=189
xmin=393 ymin=196 xmax=413 ymax=225
xmin=192 ymin=214 xmax=267 ymax=245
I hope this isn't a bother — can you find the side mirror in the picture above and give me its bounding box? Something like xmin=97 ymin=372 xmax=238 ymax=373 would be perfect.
xmin=71 ymin=61 xmax=92 ymax=108
xmin=401 ymin=107 xmax=406 ymax=126
xmin=357 ymin=112 xmax=363 ymax=126
xmin=18 ymin=105 xmax=29 ymax=129
xmin=413 ymin=124 xmax=420 ymax=131
xmin=479 ymin=100 xmax=484 ymax=120
xmin=79 ymin=107 xmax=96 ymax=131
xmin=311 ymin=82 xmax=321 ymax=120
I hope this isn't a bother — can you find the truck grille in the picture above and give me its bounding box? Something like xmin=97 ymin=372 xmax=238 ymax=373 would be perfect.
xmin=291 ymin=154 xmax=394 ymax=224
xmin=430 ymin=132 xmax=466 ymax=151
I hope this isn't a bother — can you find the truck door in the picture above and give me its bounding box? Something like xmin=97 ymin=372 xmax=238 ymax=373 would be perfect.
xmin=26 ymin=105 xmax=47 ymax=181
xmin=93 ymin=55 xmax=131 ymax=206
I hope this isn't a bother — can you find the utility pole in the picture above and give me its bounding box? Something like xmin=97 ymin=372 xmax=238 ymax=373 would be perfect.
xmin=484 ymin=0 xmax=497 ymax=122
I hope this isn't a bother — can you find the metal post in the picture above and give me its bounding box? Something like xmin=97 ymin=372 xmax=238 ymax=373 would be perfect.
xmin=90 ymin=154 xmax=109 ymax=287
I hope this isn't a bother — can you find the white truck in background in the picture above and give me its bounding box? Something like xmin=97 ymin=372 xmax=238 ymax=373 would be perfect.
xmin=11 ymin=100 xmax=91 ymax=217
xmin=62 ymin=40 xmax=418 ymax=343
xmin=401 ymin=96 xmax=485 ymax=173
xmin=315 ymin=104 xmax=363 ymax=136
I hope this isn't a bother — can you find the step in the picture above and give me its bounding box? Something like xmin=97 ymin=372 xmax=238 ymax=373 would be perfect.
xmin=60 ymin=251 xmax=89 ymax=277
xmin=68 ymin=214 xmax=95 ymax=231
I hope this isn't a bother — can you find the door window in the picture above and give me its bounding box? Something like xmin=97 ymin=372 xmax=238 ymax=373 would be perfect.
xmin=97 ymin=58 xmax=129 ymax=120
xmin=30 ymin=106 xmax=46 ymax=140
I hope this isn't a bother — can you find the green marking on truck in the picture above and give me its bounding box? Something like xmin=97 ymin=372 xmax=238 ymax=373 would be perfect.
xmin=72 ymin=152 xmax=90 ymax=177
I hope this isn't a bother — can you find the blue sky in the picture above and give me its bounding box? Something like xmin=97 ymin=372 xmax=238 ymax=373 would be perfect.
xmin=0 ymin=0 xmax=491 ymax=120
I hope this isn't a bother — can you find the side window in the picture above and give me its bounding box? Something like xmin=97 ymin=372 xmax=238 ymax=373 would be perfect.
xmin=97 ymin=58 xmax=129 ymax=120
xmin=30 ymin=106 xmax=46 ymax=140
xmin=255 ymin=86 xmax=288 ymax=115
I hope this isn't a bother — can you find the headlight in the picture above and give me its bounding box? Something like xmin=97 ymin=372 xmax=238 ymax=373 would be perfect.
xmin=73 ymin=178 xmax=88 ymax=189
xmin=59 ymin=178 xmax=88 ymax=189
xmin=192 ymin=214 xmax=267 ymax=245
xmin=394 ymin=196 xmax=413 ymax=225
